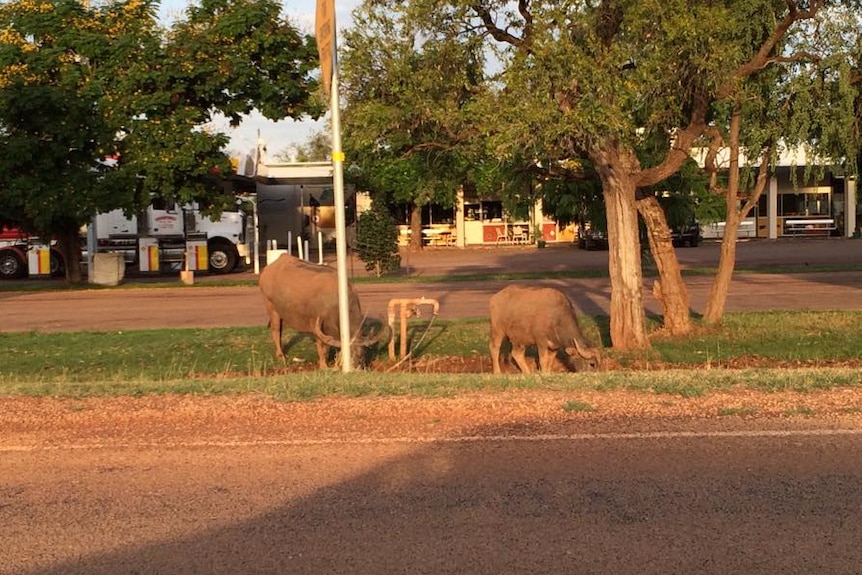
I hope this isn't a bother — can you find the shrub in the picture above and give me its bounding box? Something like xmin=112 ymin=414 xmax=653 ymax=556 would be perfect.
xmin=356 ymin=202 xmax=401 ymax=276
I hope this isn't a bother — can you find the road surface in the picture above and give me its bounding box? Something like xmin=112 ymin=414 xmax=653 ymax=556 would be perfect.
xmin=3 ymin=239 xmax=862 ymax=332
xmin=3 ymin=398 xmax=862 ymax=575
xmin=3 ymin=239 xmax=862 ymax=574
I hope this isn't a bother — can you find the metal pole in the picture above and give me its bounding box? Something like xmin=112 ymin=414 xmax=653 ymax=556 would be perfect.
xmin=318 ymin=231 xmax=324 ymax=265
xmin=252 ymin=197 xmax=260 ymax=274
xmin=316 ymin=0 xmax=351 ymax=371
xmin=331 ymin=75 xmax=352 ymax=370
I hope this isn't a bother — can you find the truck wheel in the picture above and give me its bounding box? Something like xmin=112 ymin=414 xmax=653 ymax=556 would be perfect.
xmin=0 ymin=249 xmax=26 ymax=279
xmin=208 ymin=240 xmax=238 ymax=274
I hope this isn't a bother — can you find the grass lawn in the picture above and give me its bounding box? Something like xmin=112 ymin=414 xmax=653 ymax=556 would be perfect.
xmin=1 ymin=310 xmax=861 ymax=400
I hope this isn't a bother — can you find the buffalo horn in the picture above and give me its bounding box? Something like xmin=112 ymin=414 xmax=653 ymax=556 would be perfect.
xmin=572 ymin=338 xmax=601 ymax=363
xmin=314 ymin=317 xmax=392 ymax=348
xmin=313 ymin=317 xmax=342 ymax=347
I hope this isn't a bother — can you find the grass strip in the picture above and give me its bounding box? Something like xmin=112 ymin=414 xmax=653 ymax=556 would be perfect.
xmin=2 ymin=367 xmax=860 ymax=401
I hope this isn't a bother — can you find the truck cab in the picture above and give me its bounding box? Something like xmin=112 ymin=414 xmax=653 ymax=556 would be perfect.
xmin=94 ymin=200 xmax=249 ymax=274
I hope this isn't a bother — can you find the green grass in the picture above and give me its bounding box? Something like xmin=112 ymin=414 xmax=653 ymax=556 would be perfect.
xmin=1 ymin=366 xmax=860 ymax=402
xmin=562 ymin=400 xmax=596 ymax=413
xmin=1 ymin=310 xmax=861 ymax=399
xmin=639 ymin=310 xmax=862 ymax=365
xmin=783 ymin=405 xmax=816 ymax=417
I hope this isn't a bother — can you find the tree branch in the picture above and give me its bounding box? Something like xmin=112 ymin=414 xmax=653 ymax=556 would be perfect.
xmin=518 ymin=0 xmax=532 ymax=40
xmin=701 ymin=125 xmax=727 ymax=193
xmin=741 ymin=146 xmax=775 ymax=215
xmin=720 ymin=0 xmax=825 ymax=97
xmin=636 ymin=92 xmax=708 ymax=186
xmin=472 ymin=3 xmax=525 ymax=48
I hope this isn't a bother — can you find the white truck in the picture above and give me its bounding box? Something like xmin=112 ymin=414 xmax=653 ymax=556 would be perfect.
xmin=0 ymin=201 xmax=251 ymax=280
xmin=92 ymin=199 xmax=251 ymax=275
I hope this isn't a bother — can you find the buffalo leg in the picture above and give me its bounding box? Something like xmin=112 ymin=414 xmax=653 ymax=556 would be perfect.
xmin=314 ymin=340 xmax=330 ymax=369
xmin=538 ymin=347 xmax=556 ymax=372
xmin=489 ymin=329 xmax=505 ymax=374
xmin=265 ymin=303 xmax=285 ymax=360
xmin=510 ymin=345 xmax=532 ymax=374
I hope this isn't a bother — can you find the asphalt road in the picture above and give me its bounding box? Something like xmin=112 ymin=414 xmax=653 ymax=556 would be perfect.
xmin=2 ymin=239 xmax=862 ymax=332
xmin=3 ymin=270 xmax=862 ymax=333
xmin=4 ymin=426 xmax=862 ymax=575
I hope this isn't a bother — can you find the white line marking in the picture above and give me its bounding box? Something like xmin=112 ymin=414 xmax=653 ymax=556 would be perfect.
xmin=3 ymin=428 xmax=862 ymax=452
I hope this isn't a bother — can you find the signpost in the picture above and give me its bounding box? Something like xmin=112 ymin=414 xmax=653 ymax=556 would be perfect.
xmin=316 ymin=0 xmax=353 ymax=372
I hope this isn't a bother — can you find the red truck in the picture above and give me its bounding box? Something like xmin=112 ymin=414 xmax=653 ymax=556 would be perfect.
xmin=0 ymin=226 xmax=65 ymax=279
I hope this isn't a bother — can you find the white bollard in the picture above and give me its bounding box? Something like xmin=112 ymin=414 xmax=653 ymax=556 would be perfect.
xmin=287 ymin=232 xmax=292 ymax=255
xmin=296 ymin=235 xmax=304 ymax=260
xmin=318 ymin=231 xmax=324 ymax=265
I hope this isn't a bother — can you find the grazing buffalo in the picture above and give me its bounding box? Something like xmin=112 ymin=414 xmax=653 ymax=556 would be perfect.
xmin=259 ymin=254 xmax=389 ymax=368
xmin=489 ymin=285 xmax=602 ymax=374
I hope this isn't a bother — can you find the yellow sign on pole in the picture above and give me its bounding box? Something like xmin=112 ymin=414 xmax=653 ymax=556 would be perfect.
xmin=315 ymin=0 xmax=334 ymax=96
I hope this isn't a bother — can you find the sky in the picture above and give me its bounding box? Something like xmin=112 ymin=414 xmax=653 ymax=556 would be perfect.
xmin=160 ymin=0 xmax=360 ymax=160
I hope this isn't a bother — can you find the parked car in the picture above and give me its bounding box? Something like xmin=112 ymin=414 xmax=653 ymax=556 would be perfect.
xmin=671 ymin=220 xmax=702 ymax=247
xmin=577 ymin=220 xmax=701 ymax=250
xmin=576 ymin=225 xmax=608 ymax=250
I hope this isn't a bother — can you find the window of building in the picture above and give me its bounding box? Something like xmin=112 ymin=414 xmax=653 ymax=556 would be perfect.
xmin=756 ymin=187 xmax=832 ymax=217
xmin=781 ymin=189 xmax=830 ymax=216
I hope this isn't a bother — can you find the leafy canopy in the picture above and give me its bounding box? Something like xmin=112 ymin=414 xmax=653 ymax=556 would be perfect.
xmin=0 ymin=0 xmax=322 ymax=242
xmin=340 ymin=0 xmax=486 ymax=209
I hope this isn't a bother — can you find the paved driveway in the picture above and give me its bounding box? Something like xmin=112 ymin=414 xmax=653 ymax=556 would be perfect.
xmin=2 ymin=238 xmax=861 ymax=333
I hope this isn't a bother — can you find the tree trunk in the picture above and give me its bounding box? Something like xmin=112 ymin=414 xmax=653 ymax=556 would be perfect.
xmin=57 ymin=226 xmax=82 ymax=284
xmin=592 ymin=145 xmax=650 ymax=351
xmin=702 ymin=108 xmax=771 ymax=325
xmin=409 ymin=204 xmax=423 ymax=251
xmin=637 ymin=196 xmax=692 ymax=335
xmin=703 ymin=178 xmax=766 ymax=324
xmin=703 ymin=210 xmax=741 ymax=323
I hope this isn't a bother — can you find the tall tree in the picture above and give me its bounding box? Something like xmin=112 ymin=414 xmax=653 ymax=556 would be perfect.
xmin=405 ymin=0 xmax=860 ymax=350
xmin=0 ymin=0 xmax=321 ymax=282
xmin=700 ymin=5 xmax=862 ymax=323
xmin=277 ymin=128 xmax=332 ymax=162
xmin=340 ymin=0 xmax=485 ymax=250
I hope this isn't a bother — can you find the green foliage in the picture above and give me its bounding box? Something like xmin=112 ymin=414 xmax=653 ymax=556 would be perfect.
xmin=356 ymin=201 xmax=401 ymax=276
xmin=0 ymin=0 xmax=321 ymax=255
xmin=397 ymin=0 xmax=862 ymax=208
xmin=341 ymin=0 xmax=486 ymax=211
xmin=278 ymin=129 xmax=332 ymax=162
xmin=536 ymin=162 xmax=606 ymax=228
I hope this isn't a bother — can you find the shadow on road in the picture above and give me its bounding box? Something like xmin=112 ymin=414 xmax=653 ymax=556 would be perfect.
xmin=14 ymin=422 xmax=862 ymax=575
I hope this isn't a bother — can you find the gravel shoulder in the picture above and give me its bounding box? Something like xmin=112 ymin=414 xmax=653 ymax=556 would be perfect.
xmin=4 ymin=388 xmax=862 ymax=451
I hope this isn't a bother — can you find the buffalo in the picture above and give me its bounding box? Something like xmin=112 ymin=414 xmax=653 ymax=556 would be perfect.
xmin=259 ymin=254 xmax=389 ymax=368
xmin=489 ymin=285 xmax=602 ymax=374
